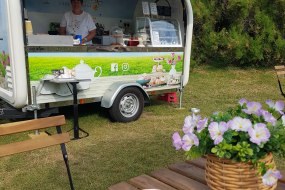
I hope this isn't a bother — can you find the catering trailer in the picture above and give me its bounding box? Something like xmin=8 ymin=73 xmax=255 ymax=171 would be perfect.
xmin=0 ymin=0 xmax=193 ymax=122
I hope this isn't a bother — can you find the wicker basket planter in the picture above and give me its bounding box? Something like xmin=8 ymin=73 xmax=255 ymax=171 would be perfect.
xmin=205 ymin=153 xmax=277 ymax=190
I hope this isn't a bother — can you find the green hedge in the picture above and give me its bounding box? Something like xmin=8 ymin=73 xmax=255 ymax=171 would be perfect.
xmin=191 ymin=0 xmax=285 ymax=67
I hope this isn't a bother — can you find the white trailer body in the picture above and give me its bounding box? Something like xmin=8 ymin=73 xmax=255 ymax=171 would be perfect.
xmin=0 ymin=0 xmax=193 ymax=122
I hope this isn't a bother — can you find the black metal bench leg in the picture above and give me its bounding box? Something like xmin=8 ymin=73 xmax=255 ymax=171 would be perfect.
xmin=56 ymin=126 xmax=75 ymax=190
xmin=277 ymin=79 xmax=285 ymax=98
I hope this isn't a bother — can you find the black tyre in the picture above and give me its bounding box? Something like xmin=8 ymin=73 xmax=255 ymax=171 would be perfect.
xmin=108 ymin=87 xmax=144 ymax=122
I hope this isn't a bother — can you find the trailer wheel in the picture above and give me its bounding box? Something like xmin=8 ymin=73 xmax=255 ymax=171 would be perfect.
xmin=108 ymin=87 xmax=144 ymax=122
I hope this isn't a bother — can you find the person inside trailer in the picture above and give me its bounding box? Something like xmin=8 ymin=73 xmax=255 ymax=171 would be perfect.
xmin=59 ymin=0 xmax=96 ymax=45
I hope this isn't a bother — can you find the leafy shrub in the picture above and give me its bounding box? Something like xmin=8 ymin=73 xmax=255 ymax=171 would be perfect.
xmin=191 ymin=0 xmax=285 ymax=67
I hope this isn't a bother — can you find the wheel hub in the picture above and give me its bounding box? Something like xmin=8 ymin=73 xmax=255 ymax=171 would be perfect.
xmin=119 ymin=94 xmax=139 ymax=118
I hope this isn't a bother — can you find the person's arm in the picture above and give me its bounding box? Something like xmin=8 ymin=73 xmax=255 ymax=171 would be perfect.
xmin=82 ymin=29 xmax=96 ymax=44
xmin=59 ymin=27 xmax=67 ymax=35
xmin=59 ymin=13 xmax=67 ymax=35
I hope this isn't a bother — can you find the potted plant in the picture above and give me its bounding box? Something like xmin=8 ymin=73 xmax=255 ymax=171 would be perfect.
xmin=48 ymin=22 xmax=60 ymax=35
xmin=172 ymin=99 xmax=285 ymax=189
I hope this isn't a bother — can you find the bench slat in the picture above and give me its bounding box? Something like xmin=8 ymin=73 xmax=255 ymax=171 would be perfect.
xmin=169 ymin=162 xmax=206 ymax=185
xmin=277 ymin=182 xmax=285 ymax=190
xmin=151 ymin=168 xmax=210 ymax=190
xmin=186 ymin=158 xmax=206 ymax=169
xmin=276 ymin=71 xmax=285 ymax=76
xmin=0 ymin=115 xmax=65 ymax=136
xmin=275 ymin=65 xmax=285 ymax=70
xmin=280 ymin=171 xmax=285 ymax=183
xmin=129 ymin=174 xmax=177 ymax=190
xmin=0 ymin=133 xmax=70 ymax=157
xmin=108 ymin=182 xmax=138 ymax=190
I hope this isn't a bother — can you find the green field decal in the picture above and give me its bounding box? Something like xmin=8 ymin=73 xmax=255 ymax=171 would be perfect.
xmin=28 ymin=52 xmax=183 ymax=81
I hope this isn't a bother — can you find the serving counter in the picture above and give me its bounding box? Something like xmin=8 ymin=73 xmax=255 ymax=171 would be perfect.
xmin=26 ymin=45 xmax=184 ymax=53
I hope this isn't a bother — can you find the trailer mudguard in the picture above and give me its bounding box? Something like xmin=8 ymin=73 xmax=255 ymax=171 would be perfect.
xmin=101 ymin=82 xmax=149 ymax=108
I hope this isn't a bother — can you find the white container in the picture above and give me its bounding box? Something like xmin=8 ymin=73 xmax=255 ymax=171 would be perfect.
xmin=95 ymin=36 xmax=115 ymax=46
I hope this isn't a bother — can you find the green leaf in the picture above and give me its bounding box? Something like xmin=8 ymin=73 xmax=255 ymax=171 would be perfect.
xmin=211 ymin=147 xmax=218 ymax=153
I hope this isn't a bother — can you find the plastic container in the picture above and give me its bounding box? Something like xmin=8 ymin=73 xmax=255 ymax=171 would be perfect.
xmin=128 ymin=38 xmax=139 ymax=46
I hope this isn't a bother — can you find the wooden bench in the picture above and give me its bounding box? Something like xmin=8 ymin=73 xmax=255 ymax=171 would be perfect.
xmin=108 ymin=158 xmax=285 ymax=190
xmin=275 ymin=65 xmax=285 ymax=98
xmin=0 ymin=115 xmax=74 ymax=190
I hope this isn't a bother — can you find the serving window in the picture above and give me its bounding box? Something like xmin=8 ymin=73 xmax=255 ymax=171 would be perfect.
xmin=24 ymin=0 xmax=184 ymax=48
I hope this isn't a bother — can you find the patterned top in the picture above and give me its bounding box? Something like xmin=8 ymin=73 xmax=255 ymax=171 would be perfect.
xmin=60 ymin=11 xmax=96 ymax=44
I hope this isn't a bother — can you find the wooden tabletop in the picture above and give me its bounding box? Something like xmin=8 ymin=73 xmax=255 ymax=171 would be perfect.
xmin=108 ymin=158 xmax=285 ymax=190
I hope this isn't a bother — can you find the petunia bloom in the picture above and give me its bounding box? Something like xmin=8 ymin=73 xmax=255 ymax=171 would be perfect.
xmin=182 ymin=133 xmax=199 ymax=151
xmin=208 ymin=122 xmax=228 ymax=145
xmin=229 ymin=117 xmax=252 ymax=132
xmin=172 ymin=132 xmax=183 ymax=150
xmin=183 ymin=115 xmax=200 ymax=134
xmin=243 ymin=101 xmax=262 ymax=115
xmin=262 ymin=169 xmax=282 ymax=186
xmin=239 ymin=98 xmax=248 ymax=106
xmin=261 ymin=110 xmax=277 ymax=126
xmin=197 ymin=118 xmax=208 ymax=133
xmin=248 ymin=123 xmax=270 ymax=145
xmin=266 ymin=99 xmax=284 ymax=114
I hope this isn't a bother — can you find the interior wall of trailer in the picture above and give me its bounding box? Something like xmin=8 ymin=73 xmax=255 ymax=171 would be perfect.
xmin=28 ymin=12 xmax=133 ymax=34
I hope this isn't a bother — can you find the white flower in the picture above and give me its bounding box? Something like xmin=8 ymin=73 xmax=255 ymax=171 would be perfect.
xmin=248 ymin=123 xmax=270 ymax=145
xmin=183 ymin=115 xmax=200 ymax=134
xmin=208 ymin=122 xmax=228 ymax=145
xmin=262 ymin=169 xmax=282 ymax=186
xmin=182 ymin=133 xmax=199 ymax=151
xmin=282 ymin=115 xmax=285 ymax=127
xmin=229 ymin=116 xmax=252 ymax=132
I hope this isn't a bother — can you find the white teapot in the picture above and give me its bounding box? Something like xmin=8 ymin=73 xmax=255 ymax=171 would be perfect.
xmin=73 ymin=60 xmax=102 ymax=90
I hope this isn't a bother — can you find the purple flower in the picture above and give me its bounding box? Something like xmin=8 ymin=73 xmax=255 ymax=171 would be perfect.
xmin=208 ymin=122 xmax=228 ymax=145
xmin=171 ymin=52 xmax=175 ymax=57
xmin=239 ymin=98 xmax=248 ymax=106
xmin=229 ymin=117 xmax=252 ymax=132
xmin=212 ymin=111 xmax=219 ymax=115
xmin=248 ymin=123 xmax=270 ymax=145
xmin=182 ymin=133 xmax=199 ymax=151
xmin=177 ymin=55 xmax=181 ymax=61
xmin=261 ymin=110 xmax=277 ymax=126
xmin=183 ymin=115 xmax=200 ymax=134
xmin=262 ymin=169 xmax=282 ymax=186
xmin=172 ymin=132 xmax=183 ymax=150
xmin=243 ymin=101 xmax=262 ymax=115
xmin=266 ymin=99 xmax=284 ymax=114
xmin=197 ymin=118 xmax=208 ymax=133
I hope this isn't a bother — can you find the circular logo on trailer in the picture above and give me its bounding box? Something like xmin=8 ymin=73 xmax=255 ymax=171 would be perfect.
xmin=122 ymin=63 xmax=129 ymax=71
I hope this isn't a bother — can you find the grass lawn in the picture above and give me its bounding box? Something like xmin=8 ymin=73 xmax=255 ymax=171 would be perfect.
xmin=0 ymin=66 xmax=285 ymax=189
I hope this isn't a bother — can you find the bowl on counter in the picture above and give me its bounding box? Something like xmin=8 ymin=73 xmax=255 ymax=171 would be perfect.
xmin=136 ymin=79 xmax=150 ymax=86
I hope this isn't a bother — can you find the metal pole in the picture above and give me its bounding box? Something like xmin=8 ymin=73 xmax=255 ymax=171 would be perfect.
xmin=71 ymin=82 xmax=79 ymax=139
xmin=179 ymin=75 xmax=184 ymax=109
xmin=32 ymin=86 xmax=39 ymax=135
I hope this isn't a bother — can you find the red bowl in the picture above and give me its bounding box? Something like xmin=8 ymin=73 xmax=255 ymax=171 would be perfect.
xmin=128 ymin=38 xmax=139 ymax=46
